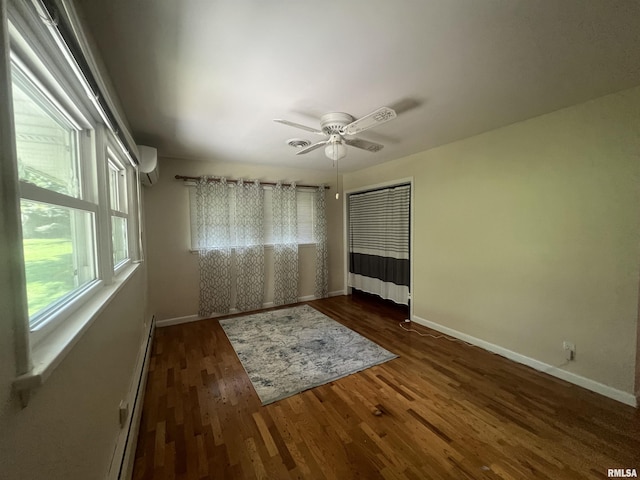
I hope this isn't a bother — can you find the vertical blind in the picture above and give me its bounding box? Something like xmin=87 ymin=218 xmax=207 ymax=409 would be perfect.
xmin=348 ymin=184 xmax=410 ymax=305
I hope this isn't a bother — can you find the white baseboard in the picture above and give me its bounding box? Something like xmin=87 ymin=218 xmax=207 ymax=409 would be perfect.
xmin=107 ymin=316 xmax=155 ymax=479
xmin=300 ymin=290 xmax=346 ymax=301
xmin=411 ymin=315 xmax=637 ymax=408
xmin=155 ymin=314 xmax=207 ymax=328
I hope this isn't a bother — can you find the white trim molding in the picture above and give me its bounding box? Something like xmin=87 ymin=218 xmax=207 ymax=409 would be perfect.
xmin=155 ymin=314 xmax=206 ymax=328
xmin=411 ymin=314 xmax=638 ymax=408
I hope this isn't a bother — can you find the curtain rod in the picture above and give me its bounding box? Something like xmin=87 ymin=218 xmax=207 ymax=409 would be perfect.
xmin=39 ymin=0 xmax=139 ymax=165
xmin=175 ymin=175 xmax=330 ymax=189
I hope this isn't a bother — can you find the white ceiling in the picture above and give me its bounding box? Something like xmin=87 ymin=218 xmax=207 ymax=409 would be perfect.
xmin=76 ymin=0 xmax=640 ymax=172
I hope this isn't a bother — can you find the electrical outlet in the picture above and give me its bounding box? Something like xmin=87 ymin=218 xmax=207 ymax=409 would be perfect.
xmin=562 ymin=341 xmax=576 ymax=361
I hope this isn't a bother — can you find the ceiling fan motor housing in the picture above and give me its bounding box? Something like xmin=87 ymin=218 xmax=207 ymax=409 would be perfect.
xmin=274 ymin=106 xmax=393 ymax=159
xmin=320 ymin=112 xmax=354 ymax=135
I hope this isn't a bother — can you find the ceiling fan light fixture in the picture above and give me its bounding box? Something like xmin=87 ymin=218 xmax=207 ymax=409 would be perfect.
xmin=325 ymin=141 xmax=346 ymax=161
xmin=275 ymin=105 xmax=396 ymax=163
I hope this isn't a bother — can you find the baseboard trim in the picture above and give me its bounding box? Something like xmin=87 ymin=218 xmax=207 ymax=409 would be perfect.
xmin=411 ymin=315 xmax=637 ymax=408
xmin=329 ymin=289 xmax=347 ymax=297
xmin=156 ymin=314 xmax=207 ymax=328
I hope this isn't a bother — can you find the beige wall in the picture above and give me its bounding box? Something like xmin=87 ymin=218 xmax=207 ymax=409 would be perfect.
xmin=344 ymin=86 xmax=640 ymax=395
xmin=637 ymin=286 xmax=640 ymax=397
xmin=0 ymin=267 xmax=148 ymax=478
xmin=144 ymin=157 xmax=345 ymax=320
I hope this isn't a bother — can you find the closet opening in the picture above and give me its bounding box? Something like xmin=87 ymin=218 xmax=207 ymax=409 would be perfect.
xmin=346 ymin=181 xmax=412 ymax=319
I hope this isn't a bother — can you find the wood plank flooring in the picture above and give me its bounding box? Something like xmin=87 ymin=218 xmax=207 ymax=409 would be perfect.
xmin=133 ymin=294 xmax=640 ymax=479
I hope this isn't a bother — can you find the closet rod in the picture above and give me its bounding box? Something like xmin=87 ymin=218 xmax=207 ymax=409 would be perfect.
xmin=175 ymin=175 xmax=330 ymax=189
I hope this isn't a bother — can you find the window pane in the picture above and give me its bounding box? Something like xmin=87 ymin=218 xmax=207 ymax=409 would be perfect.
xmin=297 ymin=191 xmax=314 ymax=244
xmin=21 ymin=199 xmax=96 ymax=323
xmin=12 ymin=76 xmax=81 ymax=198
xmin=191 ymin=187 xmax=316 ymax=248
xmin=109 ymin=164 xmax=120 ymax=211
xmin=112 ymin=216 xmax=129 ymax=266
xmin=108 ymin=158 xmax=128 ymax=213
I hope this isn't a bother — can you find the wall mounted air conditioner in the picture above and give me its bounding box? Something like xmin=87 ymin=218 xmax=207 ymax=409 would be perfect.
xmin=137 ymin=145 xmax=158 ymax=186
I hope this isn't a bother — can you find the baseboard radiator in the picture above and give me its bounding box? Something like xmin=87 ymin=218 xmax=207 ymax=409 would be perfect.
xmin=110 ymin=316 xmax=155 ymax=479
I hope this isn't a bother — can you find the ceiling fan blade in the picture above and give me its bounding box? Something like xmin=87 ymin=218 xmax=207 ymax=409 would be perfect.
xmin=296 ymin=140 xmax=328 ymax=155
xmin=274 ymin=119 xmax=325 ymax=136
xmin=344 ymin=138 xmax=384 ymax=153
xmin=342 ymin=107 xmax=397 ymax=135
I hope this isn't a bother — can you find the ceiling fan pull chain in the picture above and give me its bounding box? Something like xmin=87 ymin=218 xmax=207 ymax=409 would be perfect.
xmin=335 ymin=160 xmax=340 ymax=200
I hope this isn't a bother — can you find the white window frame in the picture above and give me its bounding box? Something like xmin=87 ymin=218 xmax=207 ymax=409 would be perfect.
xmin=7 ymin=1 xmax=143 ymax=403
xmin=11 ymin=55 xmax=105 ymax=346
xmin=106 ymin=145 xmax=132 ymax=271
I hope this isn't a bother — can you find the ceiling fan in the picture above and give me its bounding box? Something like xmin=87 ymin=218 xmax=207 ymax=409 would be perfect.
xmin=274 ymin=106 xmax=397 ymax=161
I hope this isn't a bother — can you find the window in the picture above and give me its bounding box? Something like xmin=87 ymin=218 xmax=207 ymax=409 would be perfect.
xmin=12 ymin=63 xmax=99 ymax=330
xmin=6 ymin=0 xmax=143 ymax=403
xmin=107 ymin=150 xmax=130 ymax=267
xmin=296 ymin=190 xmax=314 ymax=244
xmin=9 ymin=37 xmax=140 ymax=341
xmin=189 ymin=185 xmax=316 ymax=250
xmin=263 ymin=188 xmax=315 ymax=244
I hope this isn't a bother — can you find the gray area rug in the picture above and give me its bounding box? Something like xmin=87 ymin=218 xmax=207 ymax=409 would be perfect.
xmin=219 ymin=304 xmax=398 ymax=405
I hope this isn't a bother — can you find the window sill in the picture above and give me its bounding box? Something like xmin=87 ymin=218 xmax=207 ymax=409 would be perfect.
xmin=12 ymin=262 xmax=141 ymax=407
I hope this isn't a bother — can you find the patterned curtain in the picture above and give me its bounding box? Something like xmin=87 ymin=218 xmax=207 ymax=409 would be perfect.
xmin=314 ymin=186 xmax=329 ymax=298
xmin=235 ymin=179 xmax=265 ymax=311
xmin=196 ymin=177 xmax=232 ymax=316
xmin=272 ymin=182 xmax=298 ymax=305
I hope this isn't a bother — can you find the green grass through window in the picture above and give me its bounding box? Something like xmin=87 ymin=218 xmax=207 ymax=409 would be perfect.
xmin=22 ymin=238 xmax=74 ymax=318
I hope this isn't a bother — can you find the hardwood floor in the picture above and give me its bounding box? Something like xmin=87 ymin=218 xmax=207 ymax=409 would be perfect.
xmin=133 ymin=295 xmax=640 ymax=479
